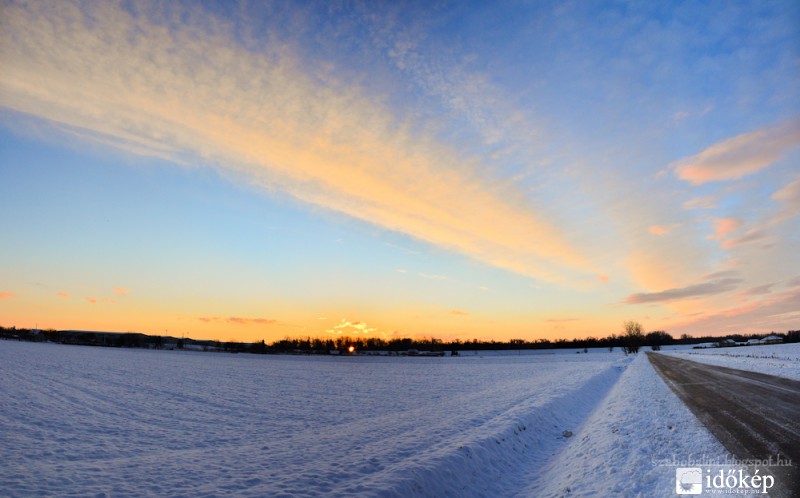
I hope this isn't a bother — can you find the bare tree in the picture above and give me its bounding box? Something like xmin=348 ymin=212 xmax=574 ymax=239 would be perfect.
xmin=622 ymin=321 xmax=644 ymax=354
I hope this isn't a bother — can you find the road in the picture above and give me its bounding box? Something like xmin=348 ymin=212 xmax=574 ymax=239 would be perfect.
xmin=648 ymin=353 xmax=799 ymax=497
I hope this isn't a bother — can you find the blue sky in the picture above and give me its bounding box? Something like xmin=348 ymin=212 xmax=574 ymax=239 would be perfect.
xmin=1 ymin=0 xmax=798 ymax=342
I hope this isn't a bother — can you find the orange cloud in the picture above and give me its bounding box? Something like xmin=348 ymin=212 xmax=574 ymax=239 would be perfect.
xmin=113 ymin=287 xmax=128 ymax=296
xmin=86 ymin=297 xmax=98 ymax=304
xmin=0 ymin=1 xmax=591 ymax=286
xmin=649 ymin=224 xmax=679 ymax=236
xmin=450 ymin=309 xmax=469 ymax=316
xmin=0 ymin=291 xmax=15 ymax=299
xmin=56 ymin=292 xmax=70 ymax=298
xmin=673 ymin=120 xmax=800 ymax=185
xmin=597 ymin=275 xmax=609 ymax=283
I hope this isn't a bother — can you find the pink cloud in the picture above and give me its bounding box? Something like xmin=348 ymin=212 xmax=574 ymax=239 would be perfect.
xmin=0 ymin=291 xmax=15 ymax=299
xmin=673 ymin=120 xmax=800 ymax=185
xmin=771 ymin=177 xmax=800 ymax=222
xmin=667 ymin=287 xmax=800 ymax=335
xmin=56 ymin=292 xmax=70 ymax=298
xmin=86 ymin=297 xmax=98 ymax=304
xmin=597 ymin=275 xmax=609 ymax=283
xmin=113 ymin=287 xmax=128 ymax=296
xmin=450 ymin=309 xmax=469 ymax=316
xmin=707 ymin=218 xmax=742 ymax=240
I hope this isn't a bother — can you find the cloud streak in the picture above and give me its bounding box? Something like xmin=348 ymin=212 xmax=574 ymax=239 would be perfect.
xmin=0 ymin=1 xmax=590 ymax=285
xmin=673 ymin=120 xmax=800 ymax=185
xmin=771 ymin=177 xmax=800 ymax=223
xmin=625 ymin=276 xmax=742 ymax=304
xmin=0 ymin=291 xmax=15 ymax=299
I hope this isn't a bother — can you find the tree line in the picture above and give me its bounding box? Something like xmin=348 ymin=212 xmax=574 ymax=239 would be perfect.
xmin=2 ymin=324 xmax=798 ymax=355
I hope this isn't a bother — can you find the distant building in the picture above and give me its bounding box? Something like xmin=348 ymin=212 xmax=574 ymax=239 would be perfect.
xmin=760 ymin=335 xmax=783 ymax=344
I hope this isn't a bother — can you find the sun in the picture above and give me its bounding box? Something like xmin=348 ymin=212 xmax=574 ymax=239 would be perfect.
xmin=348 ymin=345 xmax=356 ymax=354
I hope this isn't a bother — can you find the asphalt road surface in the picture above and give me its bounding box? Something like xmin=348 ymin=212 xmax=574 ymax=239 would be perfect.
xmin=648 ymin=353 xmax=799 ymax=497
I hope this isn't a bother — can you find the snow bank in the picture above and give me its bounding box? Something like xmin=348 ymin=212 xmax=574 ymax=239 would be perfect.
xmin=664 ymin=343 xmax=800 ymax=380
xmin=521 ymin=353 xmax=732 ymax=497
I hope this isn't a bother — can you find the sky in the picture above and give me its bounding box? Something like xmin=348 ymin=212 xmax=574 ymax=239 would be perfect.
xmin=1 ymin=0 xmax=799 ymax=343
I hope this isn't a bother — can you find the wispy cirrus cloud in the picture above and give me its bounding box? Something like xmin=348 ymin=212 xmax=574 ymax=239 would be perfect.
xmin=625 ymin=273 xmax=742 ymax=305
xmin=198 ymin=317 xmax=277 ymax=326
xmin=113 ymin=287 xmax=128 ymax=297
xmin=56 ymin=292 xmax=70 ymax=298
xmin=0 ymin=1 xmax=591 ymax=285
xmin=673 ymin=120 xmax=800 ymax=185
xmin=0 ymin=291 xmax=15 ymax=299
xmin=450 ymin=309 xmax=469 ymax=316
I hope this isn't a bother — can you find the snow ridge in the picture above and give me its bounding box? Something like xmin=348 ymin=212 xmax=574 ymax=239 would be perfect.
xmin=524 ymin=354 xmax=731 ymax=498
xmin=341 ymin=358 xmax=630 ymax=497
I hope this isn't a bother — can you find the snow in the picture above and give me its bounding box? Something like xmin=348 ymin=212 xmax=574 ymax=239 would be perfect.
xmin=0 ymin=341 xmax=731 ymax=497
xmin=664 ymin=343 xmax=800 ymax=381
xmin=522 ymin=353 xmax=730 ymax=497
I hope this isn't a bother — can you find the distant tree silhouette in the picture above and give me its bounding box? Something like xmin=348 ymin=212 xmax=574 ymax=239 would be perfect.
xmin=645 ymin=330 xmax=672 ymax=350
xmin=622 ymin=321 xmax=644 ymax=354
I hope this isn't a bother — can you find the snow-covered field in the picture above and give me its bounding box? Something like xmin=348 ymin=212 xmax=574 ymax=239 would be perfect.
xmin=1 ymin=341 xmax=729 ymax=497
xmin=665 ymin=343 xmax=800 ymax=381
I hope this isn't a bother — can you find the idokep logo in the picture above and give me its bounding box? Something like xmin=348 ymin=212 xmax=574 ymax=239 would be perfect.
xmin=676 ymin=467 xmax=703 ymax=495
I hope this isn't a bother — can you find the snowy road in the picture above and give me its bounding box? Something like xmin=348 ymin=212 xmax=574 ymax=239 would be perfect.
xmin=648 ymin=353 xmax=800 ymax=497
